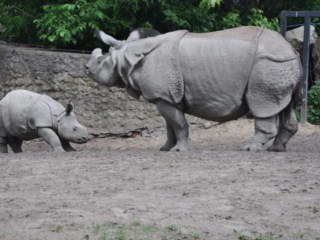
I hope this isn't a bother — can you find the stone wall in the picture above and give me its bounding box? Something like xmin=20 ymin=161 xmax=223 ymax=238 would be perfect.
xmin=0 ymin=43 xmax=166 ymax=136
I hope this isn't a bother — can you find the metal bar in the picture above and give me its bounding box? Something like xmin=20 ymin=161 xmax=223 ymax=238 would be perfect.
xmin=282 ymin=11 xmax=320 ymax=17
xmin=280 ymin=12 xmax=287 ymax=37
xmin=300 ymin=16 xmax=311 ymax=124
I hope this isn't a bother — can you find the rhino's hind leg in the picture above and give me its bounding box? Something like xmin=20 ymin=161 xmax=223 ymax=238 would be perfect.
xmin=267 ymin=102 xmax=298 ymax=152
xmin=244 ymin=116 xmax=278 ymax=152
xmin=7 ymin=136 xmax=23 ymax=153
xmin=156 ymin=100 xmax=189 ymax=151
xmin=0 ymin=137 xmax=8 ymax=153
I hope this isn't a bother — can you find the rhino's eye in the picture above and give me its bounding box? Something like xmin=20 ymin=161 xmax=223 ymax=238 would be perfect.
xmin=73 ymin=126 xmax=78 ymax=131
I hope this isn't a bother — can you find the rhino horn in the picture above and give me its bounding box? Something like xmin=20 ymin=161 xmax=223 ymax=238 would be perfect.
xmin=95 ymin=30 xmax=123 ymax=49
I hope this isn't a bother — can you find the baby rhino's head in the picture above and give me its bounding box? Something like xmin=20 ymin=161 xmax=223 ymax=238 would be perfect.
xmin=57 ymin=102 xmax=90 ymax=144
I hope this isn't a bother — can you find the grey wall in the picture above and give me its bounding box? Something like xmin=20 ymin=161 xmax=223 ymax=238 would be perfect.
xmin=0 ymin=43 xmax=165 ymax=136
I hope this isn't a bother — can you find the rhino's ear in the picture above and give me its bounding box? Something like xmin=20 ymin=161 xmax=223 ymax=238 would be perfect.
xmin=95 ymin=30 xmax=124 ymax=49
xmin=92 ymin=48 xmax=103 ymax=56
xmin=66 ymin=102 xmax=74 ymax=116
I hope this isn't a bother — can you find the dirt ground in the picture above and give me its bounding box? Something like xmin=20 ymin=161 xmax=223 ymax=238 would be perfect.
xmin=0 ymin=118 xmax=320 ymax=240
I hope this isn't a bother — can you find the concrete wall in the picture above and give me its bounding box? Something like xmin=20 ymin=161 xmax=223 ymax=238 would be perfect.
xmin=0 ymin=43 xmax=167 ymax=136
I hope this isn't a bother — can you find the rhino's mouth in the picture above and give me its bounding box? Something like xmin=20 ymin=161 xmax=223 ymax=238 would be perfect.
xmin=71 ymin=136 xmax=90 ymax=144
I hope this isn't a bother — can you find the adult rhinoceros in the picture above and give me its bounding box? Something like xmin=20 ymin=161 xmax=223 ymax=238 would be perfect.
xmin=86 ymin=26 xmax=302 ymax=152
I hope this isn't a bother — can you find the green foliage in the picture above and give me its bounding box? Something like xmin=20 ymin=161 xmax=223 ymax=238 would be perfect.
xmin=1 ymin=0 xmax=319 ymax=49
xmin=200 ymin=0 xmax=222 ymax=11
xmin=218 ymin=9 xmax=242 ymax=29
xmin=216 ymin=8 xmax=278 ymax=31
xmin=307 ymin=81 xmax=320 ymax=125
xmin=246 ymin=8 xmax=279 ymax=32
xmin=0 ymin=1 xmax=40 ymax=44
xmin=34 ymin=0 xmax=107 ymax=47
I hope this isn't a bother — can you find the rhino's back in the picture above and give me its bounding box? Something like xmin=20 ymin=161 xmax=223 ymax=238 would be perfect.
xmin=178 ymin=26 xmax=301 ymax=120
xmin=0 ymin=90 xmax=65 ymax=138
xmin=179 ymin=26 xmax=262 ymax=121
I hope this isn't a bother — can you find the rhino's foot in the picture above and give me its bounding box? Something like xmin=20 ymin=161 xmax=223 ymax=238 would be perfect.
xmin=267 ymin=144 xmax=286 ymax=152
xmin=159 ymin=141 xmax=176 ymax=151
xmin=66 ymin=148 xmax=76 ymax=152
xmin=160 ymin=146 xmax=170 ymax=151
xmin=52 ymin=146 xmax=66 ymax=153
xmin=0 ymin=143 xmax=8 ymax=153
xmin=171 ymin=143 xmax=189 ymax=152
xmin=243 ymin=143 xmax=263 ymax=152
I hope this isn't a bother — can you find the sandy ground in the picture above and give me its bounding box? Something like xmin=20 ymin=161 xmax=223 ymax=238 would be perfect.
xmin=0 ymin=118 xmax=320 ymax=240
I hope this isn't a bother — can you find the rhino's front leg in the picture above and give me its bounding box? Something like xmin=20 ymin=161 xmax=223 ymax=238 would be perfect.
xmin=37 ymin=128 xmax=65 ymax=153
xmin=155 ymin=100 xmax=189 ymax=151
xmin=60 ymin=138 xmax=76 ymax=152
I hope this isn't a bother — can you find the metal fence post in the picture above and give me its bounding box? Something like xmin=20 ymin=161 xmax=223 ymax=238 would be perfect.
xmin=301 ymin=15 xmax=311 ymax=124
xmin=280 ymin=12 xmax=287 ymax=37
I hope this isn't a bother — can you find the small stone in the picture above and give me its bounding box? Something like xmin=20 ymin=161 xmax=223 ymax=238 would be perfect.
xmin=203 ymin=121 xmax=212 ymax=129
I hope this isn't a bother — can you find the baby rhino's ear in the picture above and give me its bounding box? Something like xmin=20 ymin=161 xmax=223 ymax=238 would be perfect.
xmin=66 ymin=102 xmax=74 ymax=116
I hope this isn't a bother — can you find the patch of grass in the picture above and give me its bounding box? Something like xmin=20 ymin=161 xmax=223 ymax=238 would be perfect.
xmin=142 ymin=223 xmax=158 ymax=234
xmin=191 ymin=231 xmax=201 ymax=239
xmin=0 ymin=231 xmax=6 ymax=239
xmin=234 ymin=230 xmax=281 ymax=240
xmin=165 ymin=224 xmax=180 ymax=232
xmin=86 ymin=221 xmax=200 ymax=240
xmin=93 ymin=223 xmax=103 ymax=234
xmin=51 ymin=225 xmax=63 ymax=233
xmin=234 ymin=229 xmax=320 ymax=240
xmin=115 ymin=227 xmax=126 ymax=240
xmin=130 ymin=220 xmax=141 ymax=227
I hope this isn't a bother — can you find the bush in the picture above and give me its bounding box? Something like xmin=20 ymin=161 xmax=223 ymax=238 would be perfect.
xmin=307 ymin=81 xmax=320 ymax=125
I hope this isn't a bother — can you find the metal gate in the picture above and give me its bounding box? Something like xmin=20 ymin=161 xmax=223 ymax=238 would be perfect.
xmin=280 ymin=11 xmax=320 ymax=124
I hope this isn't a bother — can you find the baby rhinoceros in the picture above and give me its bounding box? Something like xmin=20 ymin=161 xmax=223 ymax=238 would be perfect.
xmin=0 ymin=90 xmax=90 ymax=153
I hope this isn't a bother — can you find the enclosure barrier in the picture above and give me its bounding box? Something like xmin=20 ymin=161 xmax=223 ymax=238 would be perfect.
xmin=281 ymin=11 xmax=320 ymax=124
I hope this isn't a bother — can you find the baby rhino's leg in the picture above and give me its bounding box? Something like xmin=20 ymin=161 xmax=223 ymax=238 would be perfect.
xmin=0 ymin=136 xmax=8 ymax=153
xmin=7 ymin=136 xmax=23 ymax=153
xmin=37 ymin=128 xmax=65 ymax=152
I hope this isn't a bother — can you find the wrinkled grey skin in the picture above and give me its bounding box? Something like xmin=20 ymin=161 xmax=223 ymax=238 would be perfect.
xmin=86 ymin=26 xmax=302 ymax=152
xmin=0 ymin=90 xmax=90 ymax=153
